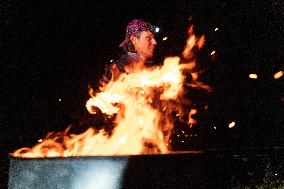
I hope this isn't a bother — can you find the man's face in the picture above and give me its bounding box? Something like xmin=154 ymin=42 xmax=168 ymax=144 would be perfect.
xmin=132 ymin=30 xmax=157 ymax=60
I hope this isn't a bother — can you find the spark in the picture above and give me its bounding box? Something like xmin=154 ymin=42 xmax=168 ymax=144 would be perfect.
xmin=214 ymin=27 xmax=219 ymax=31
xmin=38 ymin=139 xmax=43 ymax=143
xmin=213 ymin=127 xmax=216 ymax=130
xmin=274 ymin=71 xmax=283 ymax=79
xmin=155 ymin=27 xmax=160 ymax=33
xmin=162 ymin=37 xmax=168 ymax=41
xmin=229 ymin=121 xmax=236 ymax=128
xmin=249 ymin=74 xmax=258 ymax=79
xmin=210 ymin=50 xmax=216 ymax=55
xmin=58 ymin=98 xmax=62 ymax=102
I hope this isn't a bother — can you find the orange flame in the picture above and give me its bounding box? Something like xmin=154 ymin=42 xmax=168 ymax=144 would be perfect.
xmin=12 ymin=25 xmax=207 ymax=158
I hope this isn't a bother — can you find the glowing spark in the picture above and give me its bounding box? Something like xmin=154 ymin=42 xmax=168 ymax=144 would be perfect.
xmin=213 ymin=127 xmax=216 ymax=130
xmin=210 ymin=51 xmax=216 ymax=55
xmin=214 ymin=27 xmax=219 ymax=31
xmin=274 ymin=71 xmax=283 ymax=79
xmin=249 ymin=74 xmax=258 ymax=79
xmin=58 ymin=98 xmax=62 ymax=102
xmin=38 ymin=139 xmax=43 ymax=143
xmin=163 ymin=37 xmax=168 ymax=41
xmin=110 ymin=60 xmax=114 ymax=63
xmin=155 ymin=27 xmax=160 ymax=33
xmin=229 ymin=121 xmax=236 ymax=128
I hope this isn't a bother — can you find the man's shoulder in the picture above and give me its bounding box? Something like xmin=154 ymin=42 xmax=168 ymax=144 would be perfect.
xmin=113 ymin=53 xmax=133 ymax=70
xmin=115 ymin=53 xmax=129 ymax=63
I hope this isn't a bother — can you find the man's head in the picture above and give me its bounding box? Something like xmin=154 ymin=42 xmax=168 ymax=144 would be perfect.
xmin=119 ymin=19 xmax=157 ymax=60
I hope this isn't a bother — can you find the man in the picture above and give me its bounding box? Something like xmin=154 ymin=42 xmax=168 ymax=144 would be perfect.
xmin=104 ymin=19 xmax=157 ymax=81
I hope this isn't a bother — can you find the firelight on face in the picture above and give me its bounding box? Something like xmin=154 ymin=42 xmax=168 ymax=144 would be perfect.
xmin=132 ymin=30 xmax=157 ymax=60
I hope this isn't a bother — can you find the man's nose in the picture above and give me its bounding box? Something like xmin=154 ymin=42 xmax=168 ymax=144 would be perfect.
xmin=151 ymin=38 xmax=157 ymax=46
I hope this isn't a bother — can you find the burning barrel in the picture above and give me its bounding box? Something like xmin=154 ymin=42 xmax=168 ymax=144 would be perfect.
xmin=9 ymin=151 xmax=228 ymax=189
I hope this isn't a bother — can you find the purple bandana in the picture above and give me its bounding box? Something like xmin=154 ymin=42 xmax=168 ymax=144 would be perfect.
xmin=119 ymin=19 xmax=155 ymax=48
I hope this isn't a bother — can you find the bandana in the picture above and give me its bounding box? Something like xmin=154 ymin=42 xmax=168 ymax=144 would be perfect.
xmin=119 ymin=19 xmax=155 ymax=48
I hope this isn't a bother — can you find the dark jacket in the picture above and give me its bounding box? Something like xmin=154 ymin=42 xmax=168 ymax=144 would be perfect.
xmin=103 ymin=53 xmax=143 ymax=82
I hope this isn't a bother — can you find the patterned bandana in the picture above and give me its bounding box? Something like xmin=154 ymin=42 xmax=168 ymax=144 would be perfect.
xmin=119 ymin=19 xmax=155 ymax=48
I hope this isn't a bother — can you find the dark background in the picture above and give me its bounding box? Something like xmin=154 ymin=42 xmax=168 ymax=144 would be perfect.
xmin=1 ymin=0 xmax=283 ymax=157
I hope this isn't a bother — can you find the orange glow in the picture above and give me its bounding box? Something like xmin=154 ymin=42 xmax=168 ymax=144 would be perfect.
xmin=188 ymin=109 xmax=197 ymax=127
xmin=182 ymin=26 xmax=205 ymax=59
xmin=12 ymin=26 xmax=207 ymax=158
xmin=274 ymin=71 xmax=283 ymax=79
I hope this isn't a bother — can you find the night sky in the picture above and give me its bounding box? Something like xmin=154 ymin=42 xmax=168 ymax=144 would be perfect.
xmin=1 ymin=0 xmax=283 ymax=155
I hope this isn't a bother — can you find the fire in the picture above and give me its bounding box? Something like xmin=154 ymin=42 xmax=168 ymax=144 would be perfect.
xmin=13 ymin=26 xmax=206 ymax=158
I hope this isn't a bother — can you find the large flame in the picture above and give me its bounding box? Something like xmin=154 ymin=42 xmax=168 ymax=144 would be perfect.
xmin=13 ymin=26 xmax=206 ymax=158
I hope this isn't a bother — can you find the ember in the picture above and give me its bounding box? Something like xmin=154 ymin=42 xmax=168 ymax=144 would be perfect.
xmin=12 ymin=26 xmax=206 ymax=158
